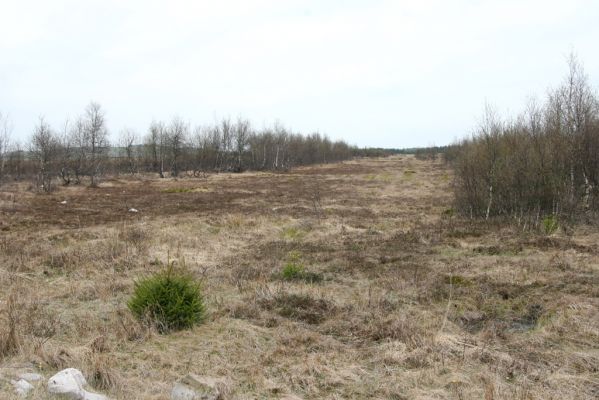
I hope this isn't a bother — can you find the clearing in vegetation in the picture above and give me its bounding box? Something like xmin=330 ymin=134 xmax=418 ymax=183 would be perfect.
xmin=0 ymin=155 xmax=598 ymax=399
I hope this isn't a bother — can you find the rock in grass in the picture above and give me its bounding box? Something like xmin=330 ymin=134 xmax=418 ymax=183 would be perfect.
xmin=11 ymin=378 xmax=34 ymax=397
xmin=171 ymin=382 xmax=198 ymax=400
xmin=47 ymin=368 xmax=109 ymax=400
xmin=19 ymin=372 xmax=43 ymax=382
xmin=171 ymin=374 xmax=227 ymax=400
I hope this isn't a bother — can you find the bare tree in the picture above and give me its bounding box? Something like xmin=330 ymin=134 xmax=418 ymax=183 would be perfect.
xmin=56 ymin=119 xmax=74 ymax=185
xmin=0 ymin=112 xmax=11 ymax=185
xmin=272 ymin=122 xmax=288 ymax=170
xmin=68 ymin=117 xmax=87 ymax=184
xmin=219 ymin=118 xmax=233 ymax=171
xmin=168 ymin=117 xmax=188 ymax=177
xmin=120 ymin=128 xmax=138 ymax=174
xmin=30 ymin=118 xmax=59 ymax=192
xmin=7 ymin=140 xmax=25 ymax=181
xmin=234 ymin=117 xmax=250 ymax=171
xmin=145 ymin=121 xmax=168 ymax=177
xmin=83 ymin=102 xmax=109 ymax=186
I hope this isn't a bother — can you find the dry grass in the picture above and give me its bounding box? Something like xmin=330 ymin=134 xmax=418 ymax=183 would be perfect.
xmin=0 ymin=155 xmax=598 ymax=399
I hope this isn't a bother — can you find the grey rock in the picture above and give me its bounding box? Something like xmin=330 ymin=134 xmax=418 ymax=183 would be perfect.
xmin=18 ymin=373 xmax=43 ymax=382
xmin=47 ymin=368 xmax=109 ymax=400
xmin=171 ymin=374 xmax=227 ymax=400
xmin=11 ymin=379 xmax=34 ymax=397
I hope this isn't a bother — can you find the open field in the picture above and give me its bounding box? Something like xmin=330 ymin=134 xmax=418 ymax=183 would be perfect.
xmin=1 ymin=155 xmax=598 ymax=399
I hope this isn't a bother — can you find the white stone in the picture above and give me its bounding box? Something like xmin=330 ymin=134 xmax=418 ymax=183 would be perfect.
xmin=171 ymin=382 xmax=198 ymax=400
xmin=47 ymin=368 xmax=109 ymax=400
xmin=47 ymin=368 xmax=86 ymax=399
xmin=81 ymin=392 xmax=110 ymax=400
xmin=128 ymin=208 xmax=139 ymax=213
xmin=171 ymin=374 xmax=225 ymax=400
xmin=11 ymin=379 xmax=34 ymax=397
xmin=19 ymin=372 xmax=43 ymax=382
xmin=60 ymin=201 xmax=68 ymax=204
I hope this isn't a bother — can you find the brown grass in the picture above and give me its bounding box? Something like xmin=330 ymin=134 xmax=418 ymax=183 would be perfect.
xmin=0 ymin=155 xmax=598 ymax=399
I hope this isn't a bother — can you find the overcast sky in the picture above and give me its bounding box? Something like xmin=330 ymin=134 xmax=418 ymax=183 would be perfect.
xmin=1 ymin=0 xmax=598 ymax=148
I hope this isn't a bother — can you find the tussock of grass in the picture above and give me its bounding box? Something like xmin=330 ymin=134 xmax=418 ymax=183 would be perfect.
xmin=543 ymin=215 xmax=559 ymax=235
xmin=0 ymin=293 xmax=21 ymax=358
xmin=282 ymin=227 xmax=305 ymax=240
xmin=161 ymin=187 xmax=194 ymax=193
xmin=258 ymin=290 xmax=335 ymax=324
xmin=281 ymin=262 xmax=323 ymax=283
xmin=279 ymin=250 xmax=323 ymax=283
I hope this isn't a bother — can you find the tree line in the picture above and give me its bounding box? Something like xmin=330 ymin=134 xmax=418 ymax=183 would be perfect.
xmin=452 ymin=55 xmax=599 ymax=222
xmin=0 ymin=105 xmax=361 ymax=191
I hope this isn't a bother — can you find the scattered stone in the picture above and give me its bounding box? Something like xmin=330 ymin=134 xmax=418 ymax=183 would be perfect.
xmin=11 ymin=379 xmax=34 ymax=397
xmin=171 ymin=382 xmax=197 ymax=400
xmin=128 ymin=208 xmax=139 ymax=213
xmin=171 ymin=374 xmax=228 ymax=400
xmin=60 ymin=200 xmax=68 ymax=205
xmin=47 ymin=368 xmax=109 ymax=400
xmin=19 ymin=372 xmax=43 ymax=382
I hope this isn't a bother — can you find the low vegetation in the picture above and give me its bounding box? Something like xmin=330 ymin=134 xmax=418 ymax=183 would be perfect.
xmin=128 ymin=263 xmax=205 ymax=333
xmin=0 ymin=148 xmax=597 ymax=399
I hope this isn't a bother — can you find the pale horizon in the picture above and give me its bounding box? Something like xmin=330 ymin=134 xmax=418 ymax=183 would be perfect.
xmin=1 ymin=0 xmax=599 ymax=148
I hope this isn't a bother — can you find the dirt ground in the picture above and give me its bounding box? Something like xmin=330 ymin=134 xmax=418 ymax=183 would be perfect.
xmin=0 ymin=155 xmax=598 ymax=399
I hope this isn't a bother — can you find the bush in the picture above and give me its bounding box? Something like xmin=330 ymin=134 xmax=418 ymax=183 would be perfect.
xmin=543 ymin=215 xmax=559 ymax=235
xmin=280 ymin=251 xmax=323 ymax=283
xmin=282 ymin=262 xmax=304 ymax=280
xmin=128 ymin=266 xmax=205 ymax=333
xmin=281 ymin=262 xmax=323 ymax=283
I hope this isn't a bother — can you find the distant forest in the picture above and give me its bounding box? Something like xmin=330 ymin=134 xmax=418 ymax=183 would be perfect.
xmin=0 ymin=107 xmax=415 ymax=191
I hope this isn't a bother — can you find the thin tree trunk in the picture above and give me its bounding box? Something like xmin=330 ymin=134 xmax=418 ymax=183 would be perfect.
xmin=485 ymin=185 xmax=493 ymax=220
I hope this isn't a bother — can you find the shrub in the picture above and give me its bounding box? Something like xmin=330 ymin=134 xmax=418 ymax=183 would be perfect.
xmin=258 ymin=291 xmax=335 ymax=324
xmin=282 ymin=262 xmax=304 ymax=280
xmin=0 ymin=293 xmax=21 ymax=358
xmin=128 ymin=265 xmax=205 ymax=333
xmin=280 ymin=251 xmax=323 ymax=283
xmin=543 ymin=215 xmax=559 ymax=235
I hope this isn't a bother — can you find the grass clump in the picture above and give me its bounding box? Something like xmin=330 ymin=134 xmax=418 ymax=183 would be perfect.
xmin=128 ymin=264 xmax=205 ymax=333
xmin=0 ymin=293 xmax=21 ymax=358
xmin=443 ymin=274 xmax=472 ymax=286
xmin=282 ymin=262 xmax=304 ymax=280
xmin=259 ymin=291 xmax=335 ymax=324
xmin=282 ymin=227 xmax=304 ymax=240
xmin=162 ymin=187 xmax=193 ymax=193
xmin=442 ymin=208 xmax=455 ymax=218
xmin=543 ymin=215 xmax=559 ymax=235
xmin=280 ymin=251 xmax=323 ymax=283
